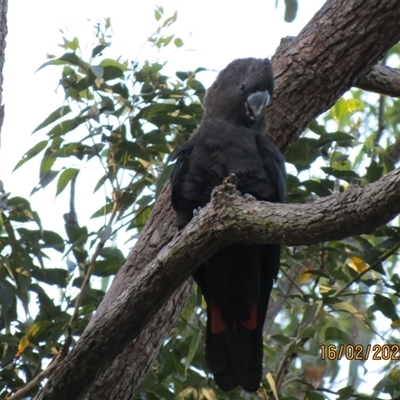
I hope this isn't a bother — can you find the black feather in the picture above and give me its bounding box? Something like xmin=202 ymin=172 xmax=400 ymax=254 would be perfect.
xmin=170 ymin=58 xmax=286 ymax=392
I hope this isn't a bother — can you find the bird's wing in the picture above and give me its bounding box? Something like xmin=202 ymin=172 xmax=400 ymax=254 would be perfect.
xmin=255 ymin=134 xmax=286 ymax=203
xmin=170 ymin=141 xmax=194 ymax=228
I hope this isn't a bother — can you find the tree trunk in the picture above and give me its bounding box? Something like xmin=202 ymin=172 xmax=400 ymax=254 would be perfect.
xmin=0 ymin=0 xmax=7 ymax=146
xmin=34 ymin=0 xmax=400 ymax=399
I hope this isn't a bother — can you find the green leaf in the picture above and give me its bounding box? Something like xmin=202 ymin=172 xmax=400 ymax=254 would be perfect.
xmin=61 ymin=37 xmax=80 ymax=51
xmin=37 ymin=52 xmax=89 ymax=72
xmin=91 ymin=203 xmax=114 ymax=219
xmin=93 ymin=260 xmax=121 ymax=277
xmin=305 ymin=391 xmax=325 ymax=400
xmin=184 ymin=327 xmax=202 ymax=368
xmin=154 ymin=6 xmax=163 ymax=21
xmin=162 ymin=11 xmax=177 ymax=28
xmin=91 ymin=44 xmax=108 ymax=58
xmin=298 ymin=326 xmax=317 ymax=339
xmin=110 ymin=82 xmax=130 ymax=99
xmin=0 ymin=280 xmax=15 ymax=315
xmin=93 ymin=247 xmax=125 ymax=277
xmin=7 ymin=197 xmax=35 ymax=221
xmin=337 ymin=386 xmax=355 ymax=400
xmin=188 ymin=78 xmax=205 ymax=92
xmin=100 ymin=95 xmax=114 ymax=111
xmin=100 ymin=247 xmax=125 ymax=263
xmin=46 ymin=117 xmax=86 ymax=137
xmin=308 ymin=120 xmax=328 ymax=135
xmin=284 ymin=0 xmax=298 ymax=22
xmin=333 ymin=98 xmax=365 ymax=121
xmin=176 ymin=71 xmax=191 ymax=81
xmin=101 ymin=66 xmax=123 ymax=81
xmin=302 ymin=179 xmax=333 ymax=197
xmin=31 ymin=171 xmax=60 ymax=195
xmin=174 ymin=38 xmax=184 ymax=48
xmin=128 ymin=207 xmax=152 ymax=231
xmin=29 ymin=284 xmax=61 ymax=319
xmin=325 ymin=326 xmax=354 ymax=345
xmin=41 ymin=230 xmax=65 ymax=253
xmin=373 ymin=294 xmax=399 ymax=320
xmin=40 ymin=149 xmax=57 ymax=177
xmin=13 ymin=140 xmax=48 ymax=171
xmin=155 ymin=163 xmax=175 ymax=199
xmin=31 ymin=267 xmax=68 ymax=288
xmin=317 ymin=132 xmax=355 ymax=147
xmin=285 ymin=138 xmax=321 ymax=171
xmin=366 ymin=160 xmax=384 ymax=183
xmin=301 ymin=303 xmax=320 ymax=327
xmin=32 ymin=106 xmax=72 ymax=133
xmin=100 ymin=58 xmax=129 ymax=72
xmin=64 ymin=224 xmax=88 ymax=245
xmin=321 ymin=167 xmax=359 ymax=182
xmin=56 ymin=168 xmax=79 ymax=196
xmin=52 ymin=142 xmax=84 ymax=159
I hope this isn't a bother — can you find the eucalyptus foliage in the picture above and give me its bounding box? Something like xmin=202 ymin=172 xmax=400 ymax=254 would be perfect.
xmin=1 ymin=9 xmax=400 ymax=400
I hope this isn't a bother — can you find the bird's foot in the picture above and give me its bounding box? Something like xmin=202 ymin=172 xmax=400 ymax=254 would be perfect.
xmin=193 ymin=206 xmax=202 ymax=217
xmin=244 ymin=193 xmax=256 ymax=201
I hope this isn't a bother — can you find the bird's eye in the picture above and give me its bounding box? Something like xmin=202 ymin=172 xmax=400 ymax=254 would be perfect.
xmin=239 ymin=83 xmax=246 ymax=91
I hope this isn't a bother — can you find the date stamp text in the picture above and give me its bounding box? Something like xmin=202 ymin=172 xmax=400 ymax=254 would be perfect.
xmin=319 ymin=344 xmax=400 ymax=361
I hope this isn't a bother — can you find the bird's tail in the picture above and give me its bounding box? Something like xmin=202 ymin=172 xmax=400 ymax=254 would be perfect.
xmin=194 ymin=244 xmax=279 ymax=392
xmin=205 ymin=302 xmax=264 ymax=392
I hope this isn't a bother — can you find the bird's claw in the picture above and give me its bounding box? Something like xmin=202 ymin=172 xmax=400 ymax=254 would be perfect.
xmin=193 ymin=206 xmax=202 ymax=217
xmin=244 ymin=193 xmax=256 ymax=201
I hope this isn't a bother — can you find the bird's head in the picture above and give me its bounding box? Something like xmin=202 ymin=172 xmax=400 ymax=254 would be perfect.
xmin=202 ymin=58 xmax=274 ymax=129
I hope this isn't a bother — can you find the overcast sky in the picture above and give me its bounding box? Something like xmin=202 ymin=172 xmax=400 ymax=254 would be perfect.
xmin=1 ymin=1 xmax=325 ymax=196
xmin=0 ymin=1 xmax=327 ymax=237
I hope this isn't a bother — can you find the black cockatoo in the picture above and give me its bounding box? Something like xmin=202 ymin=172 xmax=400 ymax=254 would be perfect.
xmin=170 ymin=58 xmax=286 ymax=392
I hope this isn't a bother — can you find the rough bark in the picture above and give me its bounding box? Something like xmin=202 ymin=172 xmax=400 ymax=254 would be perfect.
xmin=268 ymin=0 xmax=400 ymax=151
xmin=39 ymin=167 xmax=400 ymax=400
xmin=355 ymin=64 xmax=400 ymax=98
xmin=0 ymin=0 xmax=7 ymax=146
xmin=34 ymin=0 xmax=400 ymax=399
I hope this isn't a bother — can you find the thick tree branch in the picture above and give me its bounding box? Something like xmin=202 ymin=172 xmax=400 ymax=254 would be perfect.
xmin=37 ymin=168 xmax=400 ymax=400
xmin=35 ymin=0 xmax=400 ymax=398
xmin=355 ymin=64 xmax=400 ymax=98
xmin=272 ymin=41 xmax=400 ymax=99
xmin=268 ymin=0 xmax=400 ymax=151
xmin=0 ymin=0 xmax=6 ymax=144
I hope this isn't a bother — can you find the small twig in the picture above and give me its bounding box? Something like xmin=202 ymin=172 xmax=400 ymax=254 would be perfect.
xmin=333 ymin=243 xmax=400 ymax=298
xmin=280 ymin=263 xmax=306 ymax=297
xmin=64 ymin=194 xmax=121 ymax=353
xmin=6 ymin=355 xmax=60 ymax=400
xmin=374 ymin=94 xmax=386 ymax=148
xmin=273 ymin=352 xmax=296 ymax=394
xmin=315 ymin=385 xmax=390 ymax=400
xmin=63 ymin=173 xmax=79 ymax=226
xmin=372 ymin=54 xmax=387 ymax=160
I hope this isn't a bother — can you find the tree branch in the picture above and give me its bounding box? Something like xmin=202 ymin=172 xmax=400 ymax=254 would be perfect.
xmin=269 ymin=42 xmax=400 ymax=99
xmin=0 ymin=0 xmax=7 ymax=143
xmin=35 ymin=167 xmax=400 ymax=400
xmin=355 ymin=64 xmax=400 ymax=98
xmin=268 ymin=0 xmax=400 ymax=151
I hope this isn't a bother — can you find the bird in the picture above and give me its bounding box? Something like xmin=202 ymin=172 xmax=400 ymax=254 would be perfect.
xmin=170 ymin=57 xmax=286 ymax=392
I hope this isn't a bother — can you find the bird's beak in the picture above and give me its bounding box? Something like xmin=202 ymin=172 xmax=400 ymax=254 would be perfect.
xmin=245 ymin=90 xmax=271 ymax=120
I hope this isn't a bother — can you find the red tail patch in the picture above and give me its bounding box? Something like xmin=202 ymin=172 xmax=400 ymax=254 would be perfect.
xmin=210 ymin=304 xmax=227 ymax=334
xmin=240 ymin=302 xmax=258 ymax=330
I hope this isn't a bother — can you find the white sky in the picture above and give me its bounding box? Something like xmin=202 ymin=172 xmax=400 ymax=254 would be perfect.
xmin=2 ymin=1 xmax=391 ymax=397
xmin=1 ymin=0 xmax=324 ymax=207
